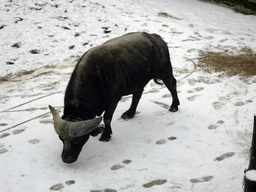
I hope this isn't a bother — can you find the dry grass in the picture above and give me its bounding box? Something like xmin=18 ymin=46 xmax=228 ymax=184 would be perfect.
xmin=198 ymin=47 xmax=256 ymax=77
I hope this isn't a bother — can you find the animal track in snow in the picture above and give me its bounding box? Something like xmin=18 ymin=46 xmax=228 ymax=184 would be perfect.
xmin=90 ymin=189 xmax=117 ymax=192
xmin=28 ymin=139 xmax=40 ymax=145
xmin=122 ymin=159 xmax=132 ymax=164
xmin=190 ymin=176 xmax=214 ymax=183
xmin=65 ymin=180 xmax=75 ymax=185
xmin=217 ymin=120 xmax=224 ymax=124
xmin=0 ymin=148 xmax=8 ymax=154
xmin=208 ymin=120 xmax=225 ymax=130
xmin=12 ymin=129 xmax=25 ymax=135
xmin=187 ymin=87 xmax=204 ymax=97
xmin=50 ymin=183 xmax=64 ymax=191
xmin=39 ymin=119 xmax=53 ymax=124
xmin=194 ymin=87 xmax=204 ymax=92
xmin=156 ymin=139 xmax=167 ymax=145
xmin=188 ymin=95 xmax=198 ymax=101
xmin=234 ymin=100 xmax=253 ymax=106
xmin=212 ymin=101 xmax=225 ymax=110
xmin=50 ymin=180 xmax=75 ymax=191
xmin=0 ymin=133 xmax=10 ymax=139
xmin=110 ymin=164 xmax=124 ymax=170
xmin=168 ymin=136 xmax=177 ymax=140
xmin=162 ymin=94 xmax=171 ymax=98
xmin=150 ymin=100 xmax=169 ymax=109
xmin=234 ymin=101 xmax=245 ymax=106
xmin=214 ymin=152 xmax=235 ymax=161
xmin=111 ymin=159 xmax=132 ymax=170
xmin=0 ymin=143 xmax=7 ymax=154
xmin=208 ymin=124 xmax=219 ymax=130
xmin=156 ymin=136 xmax=177 ymax=145
xmin=143 ymin=179 xmax=167 ymax=188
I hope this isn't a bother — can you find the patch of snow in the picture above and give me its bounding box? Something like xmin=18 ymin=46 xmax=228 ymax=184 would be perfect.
xmin=246 ymin=170 xmax=256 ymax=182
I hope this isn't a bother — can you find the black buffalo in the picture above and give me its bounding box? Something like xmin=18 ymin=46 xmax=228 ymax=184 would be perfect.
xmin=49 ymin=32 xmax=180 ymax=163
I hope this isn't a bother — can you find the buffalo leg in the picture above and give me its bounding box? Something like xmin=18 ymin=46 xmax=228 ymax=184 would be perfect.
xmin=99 ymin=118 xmax=112 ymax=142
xmin=121 ymin=89 xmax=143 ymax=119
xmin=99 ymin=97 xmax=120 ymax=142
xmin=162 ymin=76 xmax=180 ymax=112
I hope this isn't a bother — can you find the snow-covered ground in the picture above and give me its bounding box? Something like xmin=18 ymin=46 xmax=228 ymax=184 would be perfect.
xmin=0 ymin=0 xmax=256 ymax=191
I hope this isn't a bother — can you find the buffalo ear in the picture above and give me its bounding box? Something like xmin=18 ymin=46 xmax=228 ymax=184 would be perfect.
xmin=90 ymin=125 xmax=105 ymax=137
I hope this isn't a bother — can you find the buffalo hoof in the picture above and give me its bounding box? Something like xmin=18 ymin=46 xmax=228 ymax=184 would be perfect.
xmin=169 ymin=106 xmax=178 ymax=112
xmin=121 ymin=111 xmax=135 ymax=120
xmin=99 ymin=134 xmax=111 ymax=142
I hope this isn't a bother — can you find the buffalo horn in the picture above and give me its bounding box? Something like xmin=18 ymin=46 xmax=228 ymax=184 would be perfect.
xmin=49 ymin=105 xmax=102 ymax=138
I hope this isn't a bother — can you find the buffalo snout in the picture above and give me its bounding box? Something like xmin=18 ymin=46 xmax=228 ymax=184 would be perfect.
xmin=60 ymin=134 xmax=90 ymax=164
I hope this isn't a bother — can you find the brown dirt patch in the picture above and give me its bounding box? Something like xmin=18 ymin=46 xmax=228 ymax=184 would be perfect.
xmin=198 ymin=47 xmax=256 ymax=77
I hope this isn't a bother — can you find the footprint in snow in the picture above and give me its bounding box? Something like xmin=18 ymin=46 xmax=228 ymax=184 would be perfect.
xmin=208 ymin=124 xmax=219 ymax=130
xmin=111 ymin=159 xmax=132 ymax=170
xmin=39 ymin=119 xmax=53 ymax=124
xmin=110 ymin=164 xmax=124 ymax=170
xmin=187 ymin=88 xmax=203 ymax=100
xmin=123 ymin=159 xmax=132 ymax=164
xmin=156 ymin=137 xmax=177 ymax=145
xmin=150 ymin=100 xmax=169 ymax=109
xmin=168 ymin=136 xmax=177 ymax=140
xmin=90 ymin=189 xmax=117 ymax=192
xmin=188 ymin=95 xmax=198 ymax=101
xmin=217 ymin=120 xmax=224 ymax=124
xmin=214 ymin=152 xmax=235 ymax=161
xmin=65 ymin=180 xmax=75 ymax=185
xmin=143 ymin=179 xmax=167 ymax=188
xmin=50 ymin=183 xmax=64 ymax=191
xmin=0 ymin=148 xmax=8 ymax=154
xmin=234 ymin=102 xmax=245 ymax=106
xmin=28 ymin=139 xmax=40 ymax=145
xmin=234 ymin=100 xmax=253 ymax=106
xmin=0 ymin=133 xmax=10 ymax=139
xmin=212 ymin=101 xmax=225 ymax=110
xmin=194 ymin=87 xmax=204 ymax=92
xmin=0 ymin=144 xmax=8 ymax=154
xmin=162 ymin=93 xmax=171 ymax=98
xmin=208 ymin=120 xmax=225 ymax=129
xmin=190 ymin=176 xmax=214 ymax=183
xmin=50 ymin=180 xmax=75 ymax=191
xmin=12 ymin=129 xmax=25 ymax=135
xmin=156 ymin=139 xmax=167 ymax=145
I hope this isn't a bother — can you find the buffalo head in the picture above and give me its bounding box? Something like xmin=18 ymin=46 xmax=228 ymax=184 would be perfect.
xmin=49 ymin=105 xmax=102 ymax=163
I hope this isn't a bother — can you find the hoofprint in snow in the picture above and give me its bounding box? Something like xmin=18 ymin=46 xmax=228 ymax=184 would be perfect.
xmin=0 ymin=0 xmax=255 ymax=191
